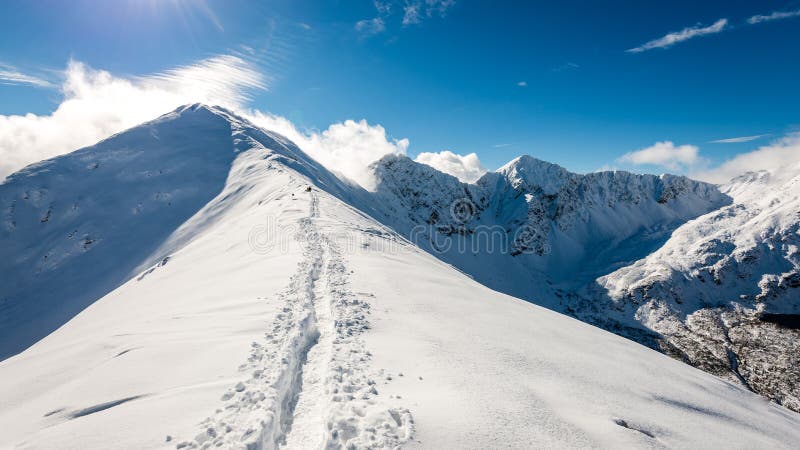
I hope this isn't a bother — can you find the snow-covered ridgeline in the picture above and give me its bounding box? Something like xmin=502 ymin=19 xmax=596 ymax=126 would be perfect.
xmin=0 ymin=105 xmax=799 ymax=448
xmin=368 ymin=152 xmax=729 ymax=297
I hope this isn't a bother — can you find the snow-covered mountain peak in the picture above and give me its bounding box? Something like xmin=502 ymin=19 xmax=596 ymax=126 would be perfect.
xmin=0 ymin=103 xmax=369 ymax=360
xmin=494 ymin=154 xmax=575 ymax=194
xmin=162 ymin=102 xmax=229 ymax=119
xmin=371 ymin=153 xmax=466 ymax=192
xmin=721 ymin=169 xmax=774 ymax=198
xmin=723 ymin=162 xmax=800 ymax=200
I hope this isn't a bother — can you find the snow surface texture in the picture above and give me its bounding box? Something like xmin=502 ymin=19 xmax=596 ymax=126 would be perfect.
xmin=1 ymin=105 xmax=799 ymax=448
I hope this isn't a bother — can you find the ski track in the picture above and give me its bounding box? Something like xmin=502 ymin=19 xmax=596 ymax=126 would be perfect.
xmin=176 ymin=189 xmax=413 ymax=450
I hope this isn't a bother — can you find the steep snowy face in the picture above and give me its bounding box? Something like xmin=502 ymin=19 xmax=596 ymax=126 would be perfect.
xmin=596 ymin=164 xmax=800 ymax=411
xmin=0 ymin=105 xmax=236 ymax=358
xmin=486 ymin=159 xmax=728 ymax=272
xmin=0 ymin=104 xmax=360 ymax=360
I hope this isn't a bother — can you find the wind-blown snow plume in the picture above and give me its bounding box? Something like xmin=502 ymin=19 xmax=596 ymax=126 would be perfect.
xmin=414 ymin=150 xmax=486 ymax=183
xmin=693 ymin=132 xmax=800 ymax=183
xmin=246 ymin=111 xmax=409 ymax=189
xmin=0 ymin=55 xmax=266 ymax=179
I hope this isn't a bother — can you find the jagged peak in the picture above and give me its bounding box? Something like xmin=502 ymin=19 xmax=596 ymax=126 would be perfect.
xmin=494 ymin=155 xmax=575 ymax=194
xmin=497 ymin=155 xmax=570 ymax=175
xmin=371 ymin=152 xmax=411 ymax=167
xmin=370 ymin=153 xmax=466 ymax=189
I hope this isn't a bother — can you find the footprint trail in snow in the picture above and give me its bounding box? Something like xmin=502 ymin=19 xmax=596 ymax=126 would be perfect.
xmin=177 ymin=189 xmax=413 ymax=449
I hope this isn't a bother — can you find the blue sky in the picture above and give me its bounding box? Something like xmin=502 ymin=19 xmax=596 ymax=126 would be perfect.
xmin=1 ymin=0 xmax=799 ymax=180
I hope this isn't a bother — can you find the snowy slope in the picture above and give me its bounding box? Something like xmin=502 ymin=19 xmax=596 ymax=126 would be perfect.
xmin=1 ymin=105 xmax=799 ymax=449
xmin=0 ymin=105 xmax=240 ymax=359
xmin=0 ymin=104 xmax=371 ymax=360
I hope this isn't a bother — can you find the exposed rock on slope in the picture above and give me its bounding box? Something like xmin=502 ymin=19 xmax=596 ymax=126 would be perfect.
xmin=597 ymin=164 xmax=800 ymax=411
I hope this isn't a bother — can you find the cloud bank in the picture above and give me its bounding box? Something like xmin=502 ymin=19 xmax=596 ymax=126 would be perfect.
xmin=246 ymin=112 xmax=408 ymax=189
xmin=0 ymin=56 xmax=413 ymax=190
xmin=618 ymin=141 xmax=702 ymax=171
xmin=692 ymin=133 xmax=800 ymax=183
xmin=627 ymin=19 xmax=728 ymax=53
xmin=0 ymin=55 xmax=266 ymax=180
xmin=616 ymin=134 xmax=800 ymax=185
xmin=415 ymin=150 xmax=486 ymax=183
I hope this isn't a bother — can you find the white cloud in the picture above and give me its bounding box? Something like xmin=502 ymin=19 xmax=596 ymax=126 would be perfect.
xmin=710 ymin=134 xmax=769 ymax=144
xmin=355 ymin=17 xmax=386 ymax=36
xmin=0 ymin=55 xmax=414 ymax=191
xmin=747 ymin=9 xmax=800 ymax=24
xmin=0 ymin=55 xmax=267 ymax=180
xmin=374 ymin=1 xmax=393 ymax=15
xmin=402 ymin=4 xmax=422 ymax=25
xmin=415 ymin=150 xmax=486 ymax=183
xmin=246 ymin=112 xmax=409 ymax=189
xmin=551 ymin=62 xmax=580 ymax=72
xmin=618 ymin=141 xmax=702 ymax=171
xmin=402 ymin=0 xmax=455 ymax=26
xmin=517 ymin=81 xmax=527 ymax=87
xmin=358 ymin=0 xmax=455 ymax=30
xmin=425 ymin=0 xmax=456 ymax=17
xmin=0 ymin=63 xmax=53 ymax=88
xmin=627 ymin=19 xmax=728 ymax=53
xmin=692 ymin=133 xmax=800 ymax=183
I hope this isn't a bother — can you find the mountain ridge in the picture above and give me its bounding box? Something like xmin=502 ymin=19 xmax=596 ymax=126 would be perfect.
xmin=1 ymin=104 xmax=799 ymax=448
